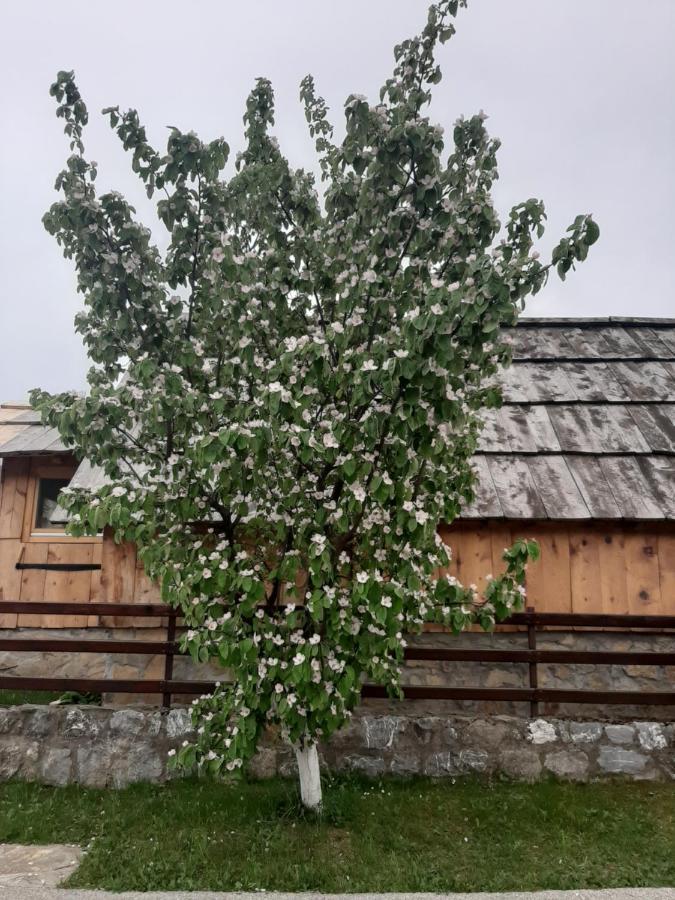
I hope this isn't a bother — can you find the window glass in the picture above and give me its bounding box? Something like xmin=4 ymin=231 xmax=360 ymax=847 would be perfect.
xmin=34 ymin=478 xmax=71 ymax=530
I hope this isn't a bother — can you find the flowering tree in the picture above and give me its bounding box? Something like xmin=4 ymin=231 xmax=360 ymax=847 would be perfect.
xmin=34 ymin=0 xmax=597 ymax=808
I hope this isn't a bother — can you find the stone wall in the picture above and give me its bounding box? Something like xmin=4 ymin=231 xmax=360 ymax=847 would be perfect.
xmin=2 ymin=626 xmax=674 ymax=719
xmin=0 ymin=704 xmax=673 ymax=788
xmin=0 ymin=626 xmax=219 ymax=706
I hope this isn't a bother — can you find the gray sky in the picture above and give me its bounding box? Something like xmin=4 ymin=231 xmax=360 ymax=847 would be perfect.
xmin=1 ymin=0 xmax=673 ymax=402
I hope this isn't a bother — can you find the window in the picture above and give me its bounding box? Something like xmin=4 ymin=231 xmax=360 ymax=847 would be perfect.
xmin=34 ymin=477 xmax=71 ymax=530
xmin=21 ymin=459 xmax=99 ymax=543
xmin=22 ymin=460 xmax=83 ymax=541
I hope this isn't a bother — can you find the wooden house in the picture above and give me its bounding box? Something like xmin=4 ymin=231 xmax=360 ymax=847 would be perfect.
xmin=1 ymin=317 xmax=674 ymax=630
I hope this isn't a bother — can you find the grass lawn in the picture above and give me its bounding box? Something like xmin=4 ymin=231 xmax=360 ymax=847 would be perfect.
xmin=0 ymin=776 xmax=673 ymax=893
xmin=0 ymin=690 xmax=62 ymax=706
xmin=0 ymin=690 xmax=101 ymax=706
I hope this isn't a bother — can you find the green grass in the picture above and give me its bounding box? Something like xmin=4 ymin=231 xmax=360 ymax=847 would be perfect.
xmin=0 ymin=690 xmax=101 ymax=706
xmin=0 ymin=690 xmax=62 ymax=706
xmin=0 ymin=777 xmax=673 ymax=892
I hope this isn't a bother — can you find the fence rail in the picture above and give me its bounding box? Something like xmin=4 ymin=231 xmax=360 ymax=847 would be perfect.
xmin=0 ymin=601 xmax=674 ymax=714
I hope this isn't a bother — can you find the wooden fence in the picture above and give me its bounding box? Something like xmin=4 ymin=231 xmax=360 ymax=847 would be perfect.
xmin=0 ymin=601 xmax=674 ymax=714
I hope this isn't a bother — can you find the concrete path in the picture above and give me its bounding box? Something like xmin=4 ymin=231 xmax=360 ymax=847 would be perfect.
xmin=7 ymin=888 xmax=675 ymax=899
xmin=0 ymin=843 xmax=83 ymax=888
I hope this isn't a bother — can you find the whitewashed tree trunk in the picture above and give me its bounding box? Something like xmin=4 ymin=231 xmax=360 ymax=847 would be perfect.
xmin=295 ymin=743 xmax=322 ymax=811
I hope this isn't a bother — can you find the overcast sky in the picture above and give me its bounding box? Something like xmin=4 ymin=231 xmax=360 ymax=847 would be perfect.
xmin=1 ymin=0 xmax=673 ymax=402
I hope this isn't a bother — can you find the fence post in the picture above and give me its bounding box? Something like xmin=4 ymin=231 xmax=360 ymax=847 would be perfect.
xmin=526 ymin=606 xmax=539 ymax=717
xmin=162 ymin=609 xmax=177 ymax=710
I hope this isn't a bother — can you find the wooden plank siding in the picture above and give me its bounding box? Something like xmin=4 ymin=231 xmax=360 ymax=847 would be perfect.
xmin=1 ymin=454 xmax=674 ymax=628
xmin=0 ymin=458 xmax=29 ymax=540
xmin=99 ymin=537 xmax=161 ymax=628
xmin=16 ymin=543 xmax=49 ymax=627
xmin=440 ymin=521 xmax=674 ymax=618
xmin=0 ymin=539 xmax=22 ymax=627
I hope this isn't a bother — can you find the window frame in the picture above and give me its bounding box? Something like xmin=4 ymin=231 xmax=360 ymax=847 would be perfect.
xmin=22 ymin=459 xmax=101 ymax=544
xmin=33 ymin=474 xmax=72 ymax=532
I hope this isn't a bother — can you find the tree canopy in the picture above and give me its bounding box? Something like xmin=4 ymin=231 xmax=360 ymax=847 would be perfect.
xmin=34 ymin=0 xmax=597 ymax=801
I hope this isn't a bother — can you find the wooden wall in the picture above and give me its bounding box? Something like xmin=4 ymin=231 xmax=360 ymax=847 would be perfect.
xmin=0 ymin=456 xmax=29 ymax=627
xmin=440 ymin=521 xmax=675 ymax=617
xmin=98 ymin=532 xmax=162 ymax=627
xmin=1 ymin=455 xmax=674 ymax=628
xmin=0 ymin=455 xmax=160 ymax=629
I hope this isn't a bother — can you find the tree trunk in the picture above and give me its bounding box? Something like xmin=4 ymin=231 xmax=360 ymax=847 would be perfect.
xmin=295 ymin=742 xmax=322 ymax=811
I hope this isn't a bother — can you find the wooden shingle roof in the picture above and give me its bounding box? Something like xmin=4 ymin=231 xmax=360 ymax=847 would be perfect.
xmin=0 ymin=405 xmax=48 ymax=456
xmin=464 ymin=318 xmax=675 ymax=520
xmin=3 ymin=318 xmax=674 ymax=522
xmin=0 ymin=406 xmax=67 ymax=457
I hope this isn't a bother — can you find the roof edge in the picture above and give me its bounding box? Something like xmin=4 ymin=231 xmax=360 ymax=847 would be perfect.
xmin=516 ymin=316 xmax=675 ymax=327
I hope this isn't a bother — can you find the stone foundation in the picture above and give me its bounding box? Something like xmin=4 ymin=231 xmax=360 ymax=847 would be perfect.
xmin=2 ymin=626 xmax=673 ymax=718
xmin=0 ymin=704 xmax=673 ymax=787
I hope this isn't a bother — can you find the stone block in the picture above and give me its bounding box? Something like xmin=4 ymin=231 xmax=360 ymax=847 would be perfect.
xmin=499 ymin=748 xmax=542 ymax=781
xmin=625 ymin=665 xmax=660 ymax=680
xmin=326 ymin=717 xmax=365 ymax=749
xmin=164 ymin=708 xmax=193 ymax=739
xmin=247 ymin=747 xmax=278 ymax=779
xmin=458 ymin=749 xmax=490 ymax=772
xmin=63 ymin=707 xmax=104 ymax=739
xmin=363 ymin=716 xmax=405 ymax=750
xmin=276 ymin=748 xmax=298 ymax=778
xmin=528 ymin=719 xmax=557 ymax=744
xmin=544 ymin=749 xmax=589 ymax=781
xmin=636 ymin=722 xmax=667 ymax=751
xmin=444 ymin=723 xmax=459 ymax=743
xmin=22 ymin=707 xmax=56 ymax=738
xmin=598 ymin=746 xmax=648 ymax=775
xmin=424 ymin=752 xmax=460 ymax=777
xmin=568 ymin=722 xmax=603 ymax=744
xmin=0 ymin=740 xmax=23 ymax=779
xmin=0 ymin=708 xmax=23 ymax=736
xmin=390 ymin=753 xmax=420 ymax=776
xmin=111 ymin=743 xmax=164 ymax=787
xmin=464 ymin=718 xmax=513 ymax=750
xmin=40 ymin=748 xmax=72 ymax=786
xmin=76 ymin=745 xmax=113 ymax=788
xmin=20 ymin=741 xmax=40 ymax=779
xmin=485 ymin=668 xmax=523 ymax=688
xmin=411 ymin=717 xmax=439 ymax=745
xmin=604 ymin=724 xmax=635 ymax=745
xmin=110 ymin=709 xmax=161 ymax=738
xmin=345 ymin=755 xmax=386 ymax=777
xmin=108 ymin=658 xmax=163 ymax=680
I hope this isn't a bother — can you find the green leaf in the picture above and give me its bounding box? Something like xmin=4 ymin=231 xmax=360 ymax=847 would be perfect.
xmin=586 ymin=218 xmax=600 ymax=245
